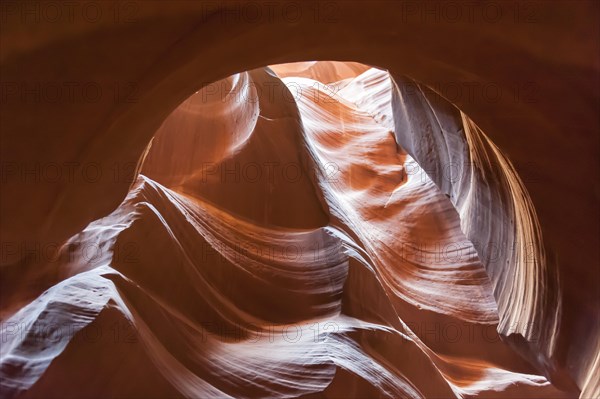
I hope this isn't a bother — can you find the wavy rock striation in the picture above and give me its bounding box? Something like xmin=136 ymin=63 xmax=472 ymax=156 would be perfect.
xmin=1 ymin=62 xmax=584 ymax=398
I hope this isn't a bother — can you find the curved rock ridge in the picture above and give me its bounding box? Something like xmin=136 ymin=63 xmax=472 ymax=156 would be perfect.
xmin=0 ymin=62 xmax=579 ymax=398
xmin=390 ymin=76 xmax=562 ymax=380
xmin=142 ymin=71 xmax=260 ymax=184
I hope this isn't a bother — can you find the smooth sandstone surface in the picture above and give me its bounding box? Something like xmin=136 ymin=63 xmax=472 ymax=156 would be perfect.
xmin=0 ymin=2 xmax=598 ymax=398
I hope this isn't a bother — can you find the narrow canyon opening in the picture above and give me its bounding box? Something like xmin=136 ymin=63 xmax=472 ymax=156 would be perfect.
xmin=2 ymin=61 xmax=570 ymax=398
xmin=2 ymin=4 xmax=598 ymax=398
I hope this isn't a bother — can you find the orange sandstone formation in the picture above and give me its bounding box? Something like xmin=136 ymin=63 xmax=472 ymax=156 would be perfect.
xmin=1 ymin=2 xmax=598 ymax=399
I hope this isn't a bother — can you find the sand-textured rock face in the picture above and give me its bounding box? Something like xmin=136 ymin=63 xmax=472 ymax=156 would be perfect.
xmin=0 ymin=62 xmax=590 ymax=398
xmin=1 ymin=2 xmax=598 ymax=398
